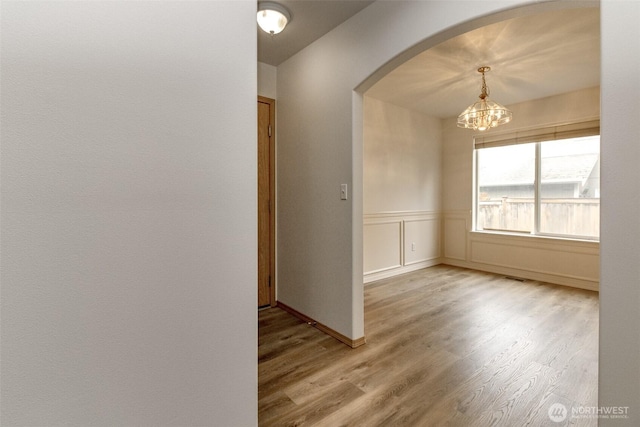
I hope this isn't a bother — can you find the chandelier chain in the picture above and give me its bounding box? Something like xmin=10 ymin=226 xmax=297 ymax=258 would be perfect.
xmin=479 ymin=67 xmax=490 ymax=99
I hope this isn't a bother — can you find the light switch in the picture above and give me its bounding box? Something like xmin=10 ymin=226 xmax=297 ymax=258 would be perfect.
xmin=340 ymin=184 xmax=348 ymax=200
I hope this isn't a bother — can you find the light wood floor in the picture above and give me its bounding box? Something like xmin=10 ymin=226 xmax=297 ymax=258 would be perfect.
xmin=259 ymin=265 xmax=599 ymax=426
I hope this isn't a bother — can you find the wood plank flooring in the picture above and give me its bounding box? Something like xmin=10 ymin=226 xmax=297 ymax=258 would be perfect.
xmin=259 ymin=265 xmax=599 ymax=426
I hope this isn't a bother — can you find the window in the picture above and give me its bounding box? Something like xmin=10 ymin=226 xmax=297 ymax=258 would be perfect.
xmin=474 ymin=121 xmax=600 ymax=240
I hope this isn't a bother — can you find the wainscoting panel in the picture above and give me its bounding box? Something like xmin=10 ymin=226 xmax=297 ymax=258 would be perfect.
xmin=469 ymin=232 xmax=599 ymax=286
xmin=364 ymin=211 xmax=441 ymax=283
xmin=441 ymin=211 xmax=599 ymax=291
xmin=404 ymin=218 xmax=440 ymax=265
xmin=443 ymin=213 xmax=468 ymax=261
xmin=363 ymin=220 xmax=402 ymax=275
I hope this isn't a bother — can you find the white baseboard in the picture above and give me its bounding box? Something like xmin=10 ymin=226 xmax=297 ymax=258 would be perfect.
xmin=364 ymin=258 xmax=441 ymax=284
xmin=442 ymin=258 xmax=599 ymax=292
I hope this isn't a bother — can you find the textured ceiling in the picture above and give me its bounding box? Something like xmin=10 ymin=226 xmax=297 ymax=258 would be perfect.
xmin=366 ymin=7 xmax=600 ymax=119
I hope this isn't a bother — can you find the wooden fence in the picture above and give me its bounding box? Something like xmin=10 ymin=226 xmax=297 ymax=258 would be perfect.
xmin=478 ymin=198 xmax=599 ymax=238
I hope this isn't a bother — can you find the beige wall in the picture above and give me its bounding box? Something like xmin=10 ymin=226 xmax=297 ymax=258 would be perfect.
xmin=442 ymin=87 xmax=601 ymax=290
xmin=363 ymin=96 xmax=442 ymax=281
xmin=364 ymin=96 xmax=441 ymax=213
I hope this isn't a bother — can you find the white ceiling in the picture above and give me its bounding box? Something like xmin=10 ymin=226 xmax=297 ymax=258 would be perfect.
xmin=257 ymin=3 xmax=600 ymax=119
xmin=257 ymin=0 xmax=375 ymax=66
xmin=366 ymin=7 xmax=600 ymax=119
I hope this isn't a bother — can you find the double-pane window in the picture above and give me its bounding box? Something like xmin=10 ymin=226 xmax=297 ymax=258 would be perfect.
xmin=475 ymin=121 xmax=600 ymax=240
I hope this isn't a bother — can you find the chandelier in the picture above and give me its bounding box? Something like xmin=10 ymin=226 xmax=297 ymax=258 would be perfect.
xmin=457 ymin=66 xmax=512 ymax=131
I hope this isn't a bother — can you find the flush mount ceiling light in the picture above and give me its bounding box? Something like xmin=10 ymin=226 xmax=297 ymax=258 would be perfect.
xmin=457 ymin=66 xmax=513 ymax=131
xmin=257 ymin=2 xmax=291 ymax=35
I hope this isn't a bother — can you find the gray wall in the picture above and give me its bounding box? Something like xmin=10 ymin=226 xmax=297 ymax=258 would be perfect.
xmin=0 ymin=2 xmax=257 ymax=425
xmin=599 ymin=1 xmax=640 ymax=424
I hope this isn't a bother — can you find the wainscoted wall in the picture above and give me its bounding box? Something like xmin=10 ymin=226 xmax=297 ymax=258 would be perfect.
xmin=443 ymin=211 xmax=469 ymax=261
xmin=362 ymin=96 xmax=442 ymax=284
xmin=364 ymin=211 xmax=441 ymax=283
xmin=441 ymin=88 xmax=601 ymax=291
xmin=364 ymin=88 xmax=601 ymax=289
xmin=443 ymin=211 xmax=599 ymax=291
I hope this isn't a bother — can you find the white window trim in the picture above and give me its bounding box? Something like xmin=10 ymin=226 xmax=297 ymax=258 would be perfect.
xmin=473 ymin=119 xmax=600 ymax=242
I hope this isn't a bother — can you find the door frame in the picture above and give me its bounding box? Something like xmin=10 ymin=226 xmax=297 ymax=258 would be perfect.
xmin=258 ymin=96 xmax=276 ymax=307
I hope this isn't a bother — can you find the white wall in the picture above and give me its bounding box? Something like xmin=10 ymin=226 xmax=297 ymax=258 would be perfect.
xmin=441 ymin=87 xmax=600 ymax=290
xmin=599 ymin=1 xmax=640 ymax=424
xmin=363 ymin=96 xmax=442 ymax=281
xmin=0 ymin=2 xmax=257 ymax=426
xmin=258 ymin=61 xmax=277 ymax=99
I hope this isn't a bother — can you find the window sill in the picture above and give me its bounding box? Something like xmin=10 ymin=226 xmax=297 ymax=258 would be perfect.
xmin=470 ymin=230 xmax=600 ymax=247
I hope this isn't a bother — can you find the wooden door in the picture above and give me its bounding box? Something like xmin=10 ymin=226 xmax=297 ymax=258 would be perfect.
xmin=258 ymin=97 xmax=275 ymax=307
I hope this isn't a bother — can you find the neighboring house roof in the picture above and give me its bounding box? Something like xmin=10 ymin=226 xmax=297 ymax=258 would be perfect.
xmin=479 ymin=153 xmax=599 ymax=187
xmin=542 ymin=154 xmax=599 ymax=184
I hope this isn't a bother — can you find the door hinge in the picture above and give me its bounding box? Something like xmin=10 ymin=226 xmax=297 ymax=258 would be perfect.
xmin=268 ymin=199 xmax=271 ymax=213
xmin=268 ymin=124 xmax=272 ymax=138
xmin=268 ymin=276 xmax=271 ymax=287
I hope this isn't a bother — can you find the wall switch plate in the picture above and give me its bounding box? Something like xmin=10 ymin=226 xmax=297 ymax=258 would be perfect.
xmin=412 ymin=242 xmax=416 ymax=251
xmin=340 ymin=184 xmax=348 ymax=200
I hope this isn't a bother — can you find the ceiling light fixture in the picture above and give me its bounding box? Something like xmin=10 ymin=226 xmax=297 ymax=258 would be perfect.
xmin=257 ymin=2 xmax=291 ymax=35
xmin=457 ymin=66 xmax=512 ymax=131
